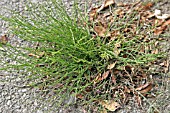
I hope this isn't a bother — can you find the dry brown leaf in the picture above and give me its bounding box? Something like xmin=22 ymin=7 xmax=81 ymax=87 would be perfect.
xmin=139 ymin=45 xmax=145 ymax=53
xmin=136 ymin=82 xmax=151 ymax=91
xmin=97 ymin=0 xmax=115 ymax=13
xmin=154 ymin=26 xmax=167 ymax=35
xmin=104 ymin=0 xmax=115 ymax=7
xmin=107 ymin=61 xmax=117 ymax=69
xmin=102 ymin=71 xmax=110 ymax=80
xmin=113 ymin=47 xmax=120 ymax=56
xmin=162 ymin=19 xmax=170 ymax=27
xmin=154 ymin=41 xmax=159 ymax=46
xmin=124 ymin=86 xmax=131 ymax=93
xmin=94 ymin=71 xmax=110 ymax=84
xmin=136 ymin=83 xmax=153 ymax=94
xmin=117 ymin=2 xmax=124 ymax=7
xmin=114 ymin=9 xmax=123 ymax=15
xmin=134 ymin=2 xmax=153 ymax=12
xmin=144 ymin=2 xmax=153 ymax=10
xmin=28 ymin=53 xmax=40 ymax=58
xmin=0 ymin=35 xmax=8 ymax=44
xmin=94 ymin=26 xmax=110 ymax=37
xmin=28 ymin=52 xmax=44 ymax=58
xmin=89 ymin=7 xmax=99 ymax=21
xmin=99 ymin=100 xmax=120 ymax=111
xmin=76 ymin=94 xmax=84 ymax=99
xmin=140 ymin=84 xmax=152 ymax=94
xmin=110 ymin=30 xmax=120 ymax=41
xmin=151 ymin=49 xmax=158 ymax=54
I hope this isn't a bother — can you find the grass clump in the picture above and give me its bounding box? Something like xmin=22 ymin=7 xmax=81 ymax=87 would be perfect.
xmin=0 ymin=0 xmax=166 ymax=111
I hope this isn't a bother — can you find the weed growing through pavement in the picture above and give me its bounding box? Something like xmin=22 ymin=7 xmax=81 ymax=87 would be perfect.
xmin=0 ymin=0 xmax=168 ymax=112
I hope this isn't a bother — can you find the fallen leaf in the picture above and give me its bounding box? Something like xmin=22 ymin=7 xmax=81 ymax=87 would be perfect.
xmin=136 ymin=82 xmax=151 ymax=91
xmin=89 ymin=7 xmax=99 ymax=21
xmin=104 ymin=0 xmax=115 ymax=8
xmin=151 ymin=49 xmax=158 ymax=54
xmin=97 ymin=0 xmax=115 ymax=13
xmin=124 ymin=86 xmax=131 ymax=93
xmin=114 ymin=9 xmax=123 ymax=15
xmin=28 ymin=53 xmax=40 ymax=58
xmin=162 ymin=19 xmax=170 ymax=27
xmin=141 ymin=2 xmax=153 ymax=10
xmin=99 ymin=100 xmax=120 ymax=111
xmin=76 ymin=94 xmax=84 ymax=99
xmin=0 ymin=35 xmax=8 ymax=44
xmin=102 ymin=71 xmax=110 ymax=80
xmin=136 ymin=82 xmax=153 ymax=94
xmin=117 ymin=2 xmax=124 ymax=7
xmin=94 ymin=71 xmax=110 ymax=84
xmin=154 ymin=26 xmax=167 ymax=35
xmin=94 ymin=26 xmax=110 ymax=37
xmin=107 ymin=61 xmax=117 ymax=69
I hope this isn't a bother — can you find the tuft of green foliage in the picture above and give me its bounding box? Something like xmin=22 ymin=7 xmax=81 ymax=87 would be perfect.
xmin=0 ymin=0 xmax=165 ymax=110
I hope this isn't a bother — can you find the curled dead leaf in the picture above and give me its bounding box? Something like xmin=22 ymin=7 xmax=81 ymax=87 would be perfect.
xmin=99 ymin=100 xmax=120 ymax=111
xmin=136 ymin=82 xmax=153 ymax=94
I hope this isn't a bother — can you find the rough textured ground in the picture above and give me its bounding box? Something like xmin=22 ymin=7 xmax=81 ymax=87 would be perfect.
xmin=0 ymin=0 xmax=169 ymax=113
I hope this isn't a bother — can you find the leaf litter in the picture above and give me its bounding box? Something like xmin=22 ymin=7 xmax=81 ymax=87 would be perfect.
xmin=74 ymin=0 xmax=170 ymax=112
